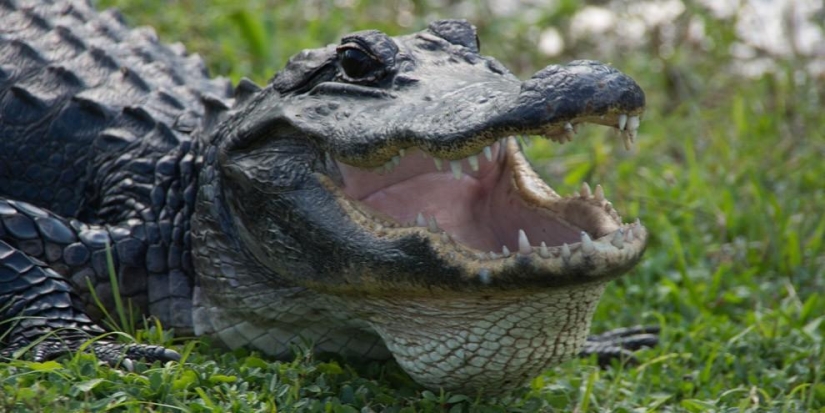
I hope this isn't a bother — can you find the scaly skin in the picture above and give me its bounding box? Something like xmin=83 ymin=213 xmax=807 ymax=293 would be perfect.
xmin=0 ymin=0 xmax=657 ymax=393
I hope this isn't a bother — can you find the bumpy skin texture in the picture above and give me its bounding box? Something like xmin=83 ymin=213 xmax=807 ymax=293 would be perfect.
xmin=1 ymin=0 xmax=657 ymax=393
xmin=0 ymin=0 xmax=229 ymax=362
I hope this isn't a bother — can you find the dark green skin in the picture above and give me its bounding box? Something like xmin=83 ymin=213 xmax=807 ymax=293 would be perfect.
xmin=0 ymin=0 xmax=655 ymax=391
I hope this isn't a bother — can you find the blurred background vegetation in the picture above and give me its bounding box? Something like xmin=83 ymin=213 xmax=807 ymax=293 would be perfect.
xmin=4 ymin=0 xmax=822 ymax=410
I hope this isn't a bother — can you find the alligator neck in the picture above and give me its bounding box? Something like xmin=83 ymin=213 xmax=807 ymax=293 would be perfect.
xmin=86 ymin=137 xmax=203 ymax=331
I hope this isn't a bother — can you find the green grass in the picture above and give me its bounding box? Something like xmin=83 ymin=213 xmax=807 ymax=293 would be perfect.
xmin=2 ymin=0 xmax=824 ymax=411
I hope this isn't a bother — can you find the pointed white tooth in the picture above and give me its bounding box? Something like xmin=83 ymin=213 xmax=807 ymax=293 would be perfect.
xmin=563 ymin=123 xmax=575 ymax=142
xmin=594 ymin=184 xmax=605 ymax=202
xmin=416 ymin=212 xmax=427 ymax=227
xmin=539 ymin=242 xmax=550 ymax=258
xmin=450 ymin=160 xmax=463 ymax=180
xmin=626 ymin=229 xmax=634 ymax=242
xmin=468 ymin=155 xmax=479 ymax=171
xmin=476 ymin=252 xmax=488 ymax=260
xmin=611 ymin=229 xmax=624 ymax=249
xmin=580 ymin=182 xmax=592 ymax=198
xmin=428 ymin=216 xmax=439 ymax=233
xmin=581 ymin=232 xmax=595 ymax=254
xmin=627 ymin=115 xmax=640 ymax=131
xmin=489 ymin=251 xmax=500 ymax=260
xmin=399 ymin=149 xmax=406 ymax=157
xmin=392 ymin=155 xmax=401 ymax=166
xmin=618 ymin=114 xmax=628 ymax=131
xmin=566 ymin=123 xmax=577 ymax=142
xmin=441 ymin=233 xmax=451 ymax=243
xmin=501 ymin=245 xmax=511 ymax=257
xmin=561 ymin=243 xmax=571 ymax=259
xmin=478 ymin=268 xmax=491 ymax=285
xmin=634 ymin=218 xmax=641 ymax=227
xmin=434 ymin=158 xmax=443 ymax=171
xmin=518 ymin=229 xmax=532 ymax=255
xmin=483 ymin=146 xmax=493 ymax=161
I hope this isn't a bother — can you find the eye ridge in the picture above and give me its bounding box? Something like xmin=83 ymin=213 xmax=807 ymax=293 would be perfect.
xmin=337 ymin=45 xmax=384 ymax=81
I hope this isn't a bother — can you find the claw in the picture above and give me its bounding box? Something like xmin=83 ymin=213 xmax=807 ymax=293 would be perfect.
xmin=579 ymin=325 xmax=659 ymax=367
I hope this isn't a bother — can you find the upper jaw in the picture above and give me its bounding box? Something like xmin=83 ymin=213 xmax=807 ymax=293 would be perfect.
xmin=283 ymin=58 xmax=645 ymax=168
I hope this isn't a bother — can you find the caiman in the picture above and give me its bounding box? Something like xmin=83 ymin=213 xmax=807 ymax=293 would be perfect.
xmin=0 ymin=0 xmax=657 ymax=392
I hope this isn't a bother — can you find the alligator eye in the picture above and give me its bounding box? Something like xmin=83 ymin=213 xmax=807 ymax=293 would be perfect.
xmin=338 ymin=47 xmax=382 ymax=80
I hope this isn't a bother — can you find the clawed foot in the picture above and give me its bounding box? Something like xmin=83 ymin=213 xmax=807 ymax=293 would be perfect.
xmin=1 ymin=333 xmax=180 ymax=369
xmin=579 ymin=325 xmax=660 ymax=367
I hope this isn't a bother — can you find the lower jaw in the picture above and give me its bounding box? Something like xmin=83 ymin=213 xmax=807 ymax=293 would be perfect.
xmin=355 ymin=282 xmax=608 ymax=393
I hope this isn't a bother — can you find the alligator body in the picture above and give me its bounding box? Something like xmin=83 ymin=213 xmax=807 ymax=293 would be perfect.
xmin=0 ymin=0 xmax=656 ymax=392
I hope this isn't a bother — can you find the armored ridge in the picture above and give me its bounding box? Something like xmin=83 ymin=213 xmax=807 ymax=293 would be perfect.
xmin=1 ymin=0 xmax=656 ymax=393
xmin=0 ymin=0 xmax=234 ymax=329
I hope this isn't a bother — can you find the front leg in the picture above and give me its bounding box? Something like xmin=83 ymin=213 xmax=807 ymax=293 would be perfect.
xmin=0 ymin=198 xmax=179 ymax=366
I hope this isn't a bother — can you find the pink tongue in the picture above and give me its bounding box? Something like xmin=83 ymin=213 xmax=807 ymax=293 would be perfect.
xmin=336 ymin=146 xmax=507 ymax=251
xmin=336 ymin=145 xmax=583 ymax=252
xmin=359 ymin=172 xmax=503 ymax=250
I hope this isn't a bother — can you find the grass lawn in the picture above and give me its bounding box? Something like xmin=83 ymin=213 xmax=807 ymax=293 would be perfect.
xmin=1 ymin=0 xmax=823 ymax=411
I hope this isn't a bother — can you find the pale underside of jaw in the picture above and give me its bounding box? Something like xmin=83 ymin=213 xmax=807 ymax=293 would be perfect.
xmin=328 ymin=114 xmax=644 ymax=265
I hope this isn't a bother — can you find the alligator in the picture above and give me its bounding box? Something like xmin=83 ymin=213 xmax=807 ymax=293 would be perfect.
xmin=0 ymin=0 xmax=657 ymax=393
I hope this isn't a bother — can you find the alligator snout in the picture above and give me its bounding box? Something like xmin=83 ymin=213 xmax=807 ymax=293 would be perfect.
xmin=518 ymin=60 xmax=646 ymax=124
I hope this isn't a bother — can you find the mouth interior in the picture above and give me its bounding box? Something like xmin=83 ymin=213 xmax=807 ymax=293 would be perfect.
xmin=334 ymin=138 xmax=619 ymax=253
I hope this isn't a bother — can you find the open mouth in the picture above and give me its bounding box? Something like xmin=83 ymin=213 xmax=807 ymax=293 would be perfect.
xmin=321 ymin=114 xmax=645 ymax=265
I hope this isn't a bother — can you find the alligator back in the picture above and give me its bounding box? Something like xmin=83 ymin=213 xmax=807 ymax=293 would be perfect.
xmin=0 ymin=0 xmax=232 ymax=222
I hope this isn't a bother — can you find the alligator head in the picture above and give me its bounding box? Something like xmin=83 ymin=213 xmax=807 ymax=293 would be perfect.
xmin=193 ymin=20 xmax=646 ymax=392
